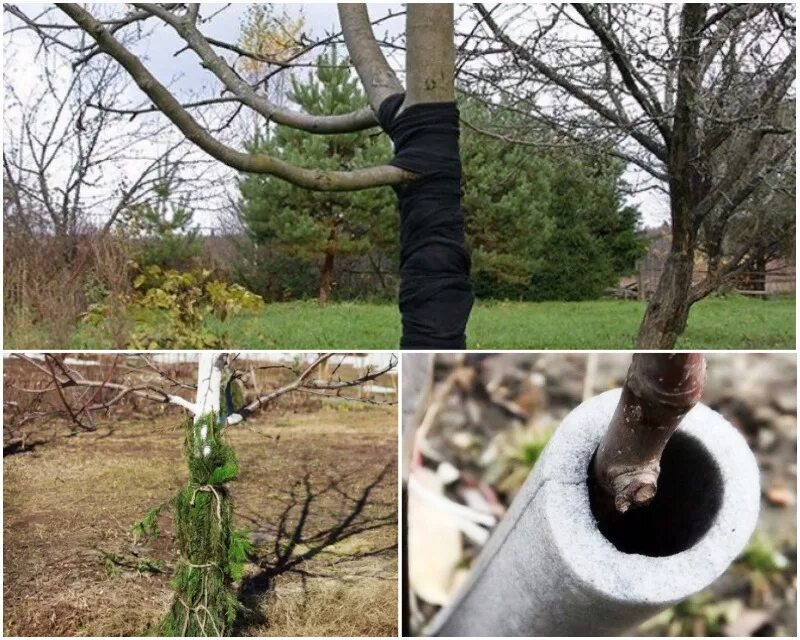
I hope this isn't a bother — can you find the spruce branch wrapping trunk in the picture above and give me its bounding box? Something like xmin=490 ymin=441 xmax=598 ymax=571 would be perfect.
xmin=161 ymin=413 xmax=250 ymax=636
xmin=160 ymin=352 xmax=252 ymax=637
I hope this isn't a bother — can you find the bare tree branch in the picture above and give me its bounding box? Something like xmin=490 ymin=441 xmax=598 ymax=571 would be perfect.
xmin=473 ymin=3 xmax=668 ymax=162
xmin=572 ymin=3 xmax=671 ymax=145
xmin=241 ymin=353 xmax=398 ymax=414
xmin=8 ymin=353 xmax=398 ymax=435
xmin=54 ymin=4 xmax=410 ymax=191
xmin=338 ymin=3 xmax=404 ymax=111
xmin=133 ymin=3 xmax=377 ymax=134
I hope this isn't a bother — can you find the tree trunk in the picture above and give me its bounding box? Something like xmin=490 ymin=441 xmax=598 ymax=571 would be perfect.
xmin=404 ymin=4 xmax=456 ymax=107
xmin=162 ymin=353 xmax=250 ymax=637
xmin=340 ymin=4 xmax=472 ymax=348
xmin=396 ymin=5 xmax=473 ymax=348
xmin=635 ymin=5 xmax=707 ymax=350
xmin=319 ymin=250 xmax=335 ymax=304
xmin=195 ymin=352 xmax=222 ymax=424
xmin=752 ymin=254 xmax=767 ymax=292
xmin=319 ymin=219 xmax=338 ymax=304
xmin=590 ymin=353 xmax=706 ymax=520
xmin=635 ymin=246 xmax=695 ymax=348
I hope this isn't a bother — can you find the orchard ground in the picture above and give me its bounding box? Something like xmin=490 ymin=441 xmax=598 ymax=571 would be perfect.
xmin=3 ymin=404 xmax=397 ymax=637
xmin=20 ymin=294 xmax=793 ymax=350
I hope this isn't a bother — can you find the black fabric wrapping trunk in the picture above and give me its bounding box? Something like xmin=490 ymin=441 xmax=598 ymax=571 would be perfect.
xmin=378 ymin=93 xmax=474 ymax=350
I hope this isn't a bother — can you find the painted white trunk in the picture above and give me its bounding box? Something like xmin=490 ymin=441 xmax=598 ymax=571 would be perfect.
xmin=193 ymin=351 xmax=223 ymax=458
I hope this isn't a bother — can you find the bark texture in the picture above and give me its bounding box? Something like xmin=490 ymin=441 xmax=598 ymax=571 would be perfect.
xmin=338 ymin=4 xmax=403 ymax=111
xmin=636 ymin=252 xmax=695 ymax=348
xmin=635 ymin=5 xmax=708 ymax=348
xmin=404 ymin=4 xmax=456 ymax=107
xmin=319 ymin=251 xmax=335 ymax=304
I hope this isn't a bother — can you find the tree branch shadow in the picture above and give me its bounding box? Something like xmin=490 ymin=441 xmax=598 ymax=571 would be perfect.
xmin=234 ymin=461 xmax=397 ymax=633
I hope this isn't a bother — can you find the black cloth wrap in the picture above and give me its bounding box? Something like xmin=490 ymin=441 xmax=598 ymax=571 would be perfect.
xmin=377 ymin=93 xmax=474 ymax=349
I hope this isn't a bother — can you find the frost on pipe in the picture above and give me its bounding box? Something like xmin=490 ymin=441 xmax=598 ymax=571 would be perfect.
xmin=378 ymin=93 xmax=474 ymax=349
xmin=425 ymin=389 xmax=760 ymax=637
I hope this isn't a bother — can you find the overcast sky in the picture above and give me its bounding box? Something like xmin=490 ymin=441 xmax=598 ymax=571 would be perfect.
xmin=3 ymin=3 xmax=669 ymax=229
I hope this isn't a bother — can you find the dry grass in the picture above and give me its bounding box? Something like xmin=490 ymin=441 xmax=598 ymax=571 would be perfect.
xmin=261 ymin=578 xmax=397 ymax=637
xmin=3 ymin=405 xmax=398 ymax=636
xmin=3 ymin=231 xmax=134 ymax=349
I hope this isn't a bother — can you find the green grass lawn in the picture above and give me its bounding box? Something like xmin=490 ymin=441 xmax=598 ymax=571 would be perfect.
xmin=215 ymin=295 xmax=794 ymax=349
xmin=7 ymin=295 xmax=795 ymax=350
xmin=466 ymin=296 xmax=795 ymax=349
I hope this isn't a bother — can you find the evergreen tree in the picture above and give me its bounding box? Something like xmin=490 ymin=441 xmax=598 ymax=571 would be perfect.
xmin=119 ymin=159 xmax=203 ymax=272
xmin=461 ymin=100 xmax=646 ymax=301
xmin=532 ymin=155 xmax=645 ymax=301
xmin=460 ymin=101 xmax=554 ymax=300
xmin=239 ymin=47 xmax=396 ymax=303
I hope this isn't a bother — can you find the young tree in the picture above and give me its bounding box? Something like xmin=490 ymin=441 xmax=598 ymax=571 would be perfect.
xmin=465 ymin=3 xmax=796 ymax=347
xmin=11 ymin=3 xmax=471 ymax=348
xmin=9 ymin=352 xmax=397 ymax=636
xmin=239 ymin=48 xmax=396 ymax=304
xmin=120 ymin=158 xmax=203 ymax=272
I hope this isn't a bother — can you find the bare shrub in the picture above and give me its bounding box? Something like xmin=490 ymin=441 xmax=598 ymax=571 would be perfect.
xmin=3 ymin=228 xmax=133 ymax=348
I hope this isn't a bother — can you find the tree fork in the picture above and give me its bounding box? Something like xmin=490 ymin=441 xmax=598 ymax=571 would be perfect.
xmin=591 ymin=353 xmax=706 ymax=520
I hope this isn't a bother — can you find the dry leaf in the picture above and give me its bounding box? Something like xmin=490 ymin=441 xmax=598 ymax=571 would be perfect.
xmin=766 ymin=483 xmax=795 ymax=507
xmin=408 ymin=467 xmax=463 ymax=606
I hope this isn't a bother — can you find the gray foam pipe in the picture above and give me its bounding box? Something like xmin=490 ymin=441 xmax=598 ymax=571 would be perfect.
xmin=425 ymin=388 xmax=760 ymax=637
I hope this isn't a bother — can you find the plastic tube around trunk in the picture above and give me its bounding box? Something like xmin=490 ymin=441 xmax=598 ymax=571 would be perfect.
xmin=424 ymin=388 xmax=760 ymax=637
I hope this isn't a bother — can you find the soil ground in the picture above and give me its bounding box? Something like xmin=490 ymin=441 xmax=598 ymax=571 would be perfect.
xmin=3 ymin=404 xmax=397 ymax=636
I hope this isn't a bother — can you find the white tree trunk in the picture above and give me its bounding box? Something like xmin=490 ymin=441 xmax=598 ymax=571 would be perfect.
xmin=193 ymin=351 xmax=223 ymax=458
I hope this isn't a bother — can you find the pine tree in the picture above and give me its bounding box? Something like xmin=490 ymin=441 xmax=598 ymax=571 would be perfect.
xmin=460 ymin=100 xmax=554 ymax=300
xmin=119 ymin=159 xmax=202 ymax=272
xmin=239 ymin=47 xmax=396 ymax=303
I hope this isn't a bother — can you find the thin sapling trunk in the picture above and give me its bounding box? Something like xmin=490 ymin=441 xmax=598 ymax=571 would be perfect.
xmin=319 ymin=221 xmax=338 ymax=304
xmin=590 ymin=353 xmax=706 ymax=522
xmin=319 ymin=251 xmax=335 ymax=304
